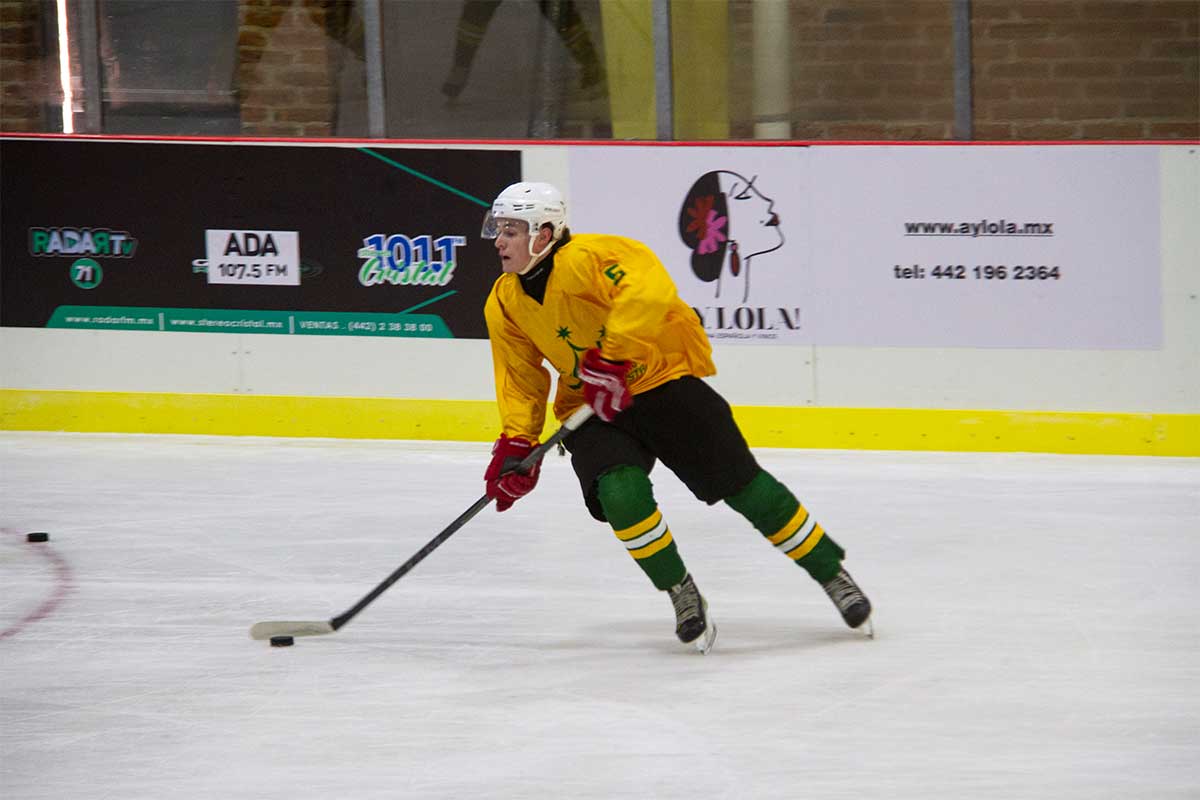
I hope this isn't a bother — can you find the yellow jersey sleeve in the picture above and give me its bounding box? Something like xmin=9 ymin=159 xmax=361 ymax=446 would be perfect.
xmin=484 ymin=282 xmax=551 ymax=441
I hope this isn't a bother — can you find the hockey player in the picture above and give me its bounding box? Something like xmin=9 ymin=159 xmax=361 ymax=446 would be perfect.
xmin=480 ymin=181 xmax=871 ymax=654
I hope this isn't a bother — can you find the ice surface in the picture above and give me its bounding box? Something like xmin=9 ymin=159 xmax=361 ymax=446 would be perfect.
xmin=2 ymin=432 xmax=1198 ymax=799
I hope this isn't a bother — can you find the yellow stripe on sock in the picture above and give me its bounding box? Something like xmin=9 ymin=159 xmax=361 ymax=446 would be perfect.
xmin=629 ymin=529 xmax=674 ymax=560
xmin=784 ymin=524 xmax=826 ymax=560
xmin=614 ymin=510 xmax=663 ymax=542
xmin=767 ymin=505 xmax=809 ymax=545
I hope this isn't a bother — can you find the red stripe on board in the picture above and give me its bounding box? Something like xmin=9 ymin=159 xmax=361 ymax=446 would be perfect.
xmin=0 ymin=527 xmax=74 ymax=642
xmin=0 ymin=132 xmax=1195 ymax=147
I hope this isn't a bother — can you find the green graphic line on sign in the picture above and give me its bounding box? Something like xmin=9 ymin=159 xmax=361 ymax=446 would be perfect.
xmin=357 ymin=148 xmax=490 ymax=208
xmin=397 ymin=290 xmax=457 ymax=316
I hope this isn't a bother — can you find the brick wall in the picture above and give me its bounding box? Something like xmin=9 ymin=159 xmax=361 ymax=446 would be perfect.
xmin=0 ymin=0 xmax=49 ymax=132
xmin=972 ymin=0 xmax=1199 ymax=139
xmin=236 ymin=0 xmax=343 ymax=137
xmin=727 ymin=1 xmax=956 ymax=139
xmin=729 ymin=0 xmax=1199 ymax=140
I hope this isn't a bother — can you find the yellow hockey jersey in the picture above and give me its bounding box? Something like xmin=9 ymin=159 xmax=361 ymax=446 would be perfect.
xmin=484 ymin=232 xmax=715 ymax=441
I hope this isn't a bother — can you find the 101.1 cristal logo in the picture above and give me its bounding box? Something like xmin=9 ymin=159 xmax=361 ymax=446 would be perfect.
xmin=357 ymin=234 xmax=466 ymax=287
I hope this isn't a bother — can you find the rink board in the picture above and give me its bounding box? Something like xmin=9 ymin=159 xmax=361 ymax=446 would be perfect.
xmin=1 ymin=389 xmax=1196 ymax=456
xmin=2 ymin=138 xmax=1197 ymax=457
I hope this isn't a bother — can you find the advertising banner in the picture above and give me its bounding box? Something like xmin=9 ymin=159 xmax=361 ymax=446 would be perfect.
xmin=0 ymin=139 xmax=520 ymax=339
xmin=568 ymin=144 xmax=1162 ymax=349
xmin=805 ymin=146 xmax=1161 ymax=349
xmin=4 ymin=140 xmax=1163 ymax=349
xmin=570 ymin=145 xmax=813 ymax=344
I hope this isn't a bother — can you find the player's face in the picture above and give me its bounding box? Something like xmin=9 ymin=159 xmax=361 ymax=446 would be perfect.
xmin=493 ymin=219 xmax=554 ymax=274
xmin=493 ymin=219 xmax=533 ymax=273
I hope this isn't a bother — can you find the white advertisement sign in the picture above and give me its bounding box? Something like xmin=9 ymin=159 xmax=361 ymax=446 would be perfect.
xmin=806 ymin=146 xmax=1161 ymax=348
xmin=569 ymin=146 xmax=814 ymax=343
xmin=204 ymin=229 xmax=301 ymax=286
xmin=568 ymin=145 xmax=1161 ymax=349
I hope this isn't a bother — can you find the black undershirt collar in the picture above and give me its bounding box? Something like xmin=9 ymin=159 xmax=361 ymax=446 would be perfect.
xmin=517 ymin=232 xmax=570 ymax=305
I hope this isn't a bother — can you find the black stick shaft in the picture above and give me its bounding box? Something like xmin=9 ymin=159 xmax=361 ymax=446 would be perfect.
xmin=328 ymin=406 xmax=593 ymax=632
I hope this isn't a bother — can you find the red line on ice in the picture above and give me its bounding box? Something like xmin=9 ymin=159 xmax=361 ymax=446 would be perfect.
xmin=0 ymin=527 xmax=74 ymax=641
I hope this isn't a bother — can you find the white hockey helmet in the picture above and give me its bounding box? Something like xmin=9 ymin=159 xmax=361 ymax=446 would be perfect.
xmin=481 ymin=182 xmax=568 ymax=247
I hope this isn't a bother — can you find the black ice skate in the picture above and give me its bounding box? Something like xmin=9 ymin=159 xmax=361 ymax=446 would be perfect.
xmin=821 ymin=568 xmax=873 ymax=637
xmin=668 ymin=573 xmax=717 ymax=654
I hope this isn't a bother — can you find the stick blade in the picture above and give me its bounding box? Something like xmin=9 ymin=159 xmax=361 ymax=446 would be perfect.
xmin=249 ymin=620 xmax=335 ymax=640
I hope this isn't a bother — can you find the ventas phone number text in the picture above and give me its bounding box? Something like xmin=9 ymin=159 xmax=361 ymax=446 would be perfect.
xmin=893 ymin=265 xmax=1062 ymax=280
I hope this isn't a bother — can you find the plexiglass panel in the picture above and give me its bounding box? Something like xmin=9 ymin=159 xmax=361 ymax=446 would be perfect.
xmin=1 ymin=1 xmax=1197 ymax=141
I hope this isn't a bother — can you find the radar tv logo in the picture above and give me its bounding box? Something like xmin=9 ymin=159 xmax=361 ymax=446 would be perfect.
xmin=29 ymin=227 xmax=138 ymax=258
xmin=28 ymin=226 xmax=140 ymax=291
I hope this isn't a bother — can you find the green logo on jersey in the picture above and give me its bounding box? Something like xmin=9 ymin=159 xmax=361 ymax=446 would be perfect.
xmin=557 ymin=325 xmax=607 ymax=390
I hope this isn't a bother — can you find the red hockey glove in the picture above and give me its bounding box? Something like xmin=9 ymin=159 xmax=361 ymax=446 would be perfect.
xmin=579 ymin=348 xmax=633 ymax=422
xmin=484 ymin=435 xmax=542 ymax=511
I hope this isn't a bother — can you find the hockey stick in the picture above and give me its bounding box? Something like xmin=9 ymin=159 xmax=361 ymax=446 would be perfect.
xmin=249 ymin=405 xmax=595 ymax=640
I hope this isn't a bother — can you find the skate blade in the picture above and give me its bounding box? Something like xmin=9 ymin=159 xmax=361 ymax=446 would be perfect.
xmin=858 ymin=616 xmax=875 ymax=639
xmin=692 ymin=622 xmax=717 ymax=655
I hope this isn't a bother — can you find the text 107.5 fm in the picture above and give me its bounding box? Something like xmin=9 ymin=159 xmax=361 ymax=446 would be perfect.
xmin=892 ymin=265 xmax=1062 ymax=280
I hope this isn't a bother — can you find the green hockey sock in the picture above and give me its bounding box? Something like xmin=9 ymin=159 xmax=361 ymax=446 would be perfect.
xmin=597 ymin=465 xmax=687 ymax=591
xmin=725 ymin=470 xmax=845 ymax=583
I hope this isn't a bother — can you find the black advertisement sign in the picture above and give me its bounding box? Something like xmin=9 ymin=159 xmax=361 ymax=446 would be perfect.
xmin=0 ymin=138 xmax=521 ymax=338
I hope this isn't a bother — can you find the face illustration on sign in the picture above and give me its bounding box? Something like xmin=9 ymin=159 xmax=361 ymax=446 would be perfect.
xmin=678 ymin=170 xmax=783 ymax=303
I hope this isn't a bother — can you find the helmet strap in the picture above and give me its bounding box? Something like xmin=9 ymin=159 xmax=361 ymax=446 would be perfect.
xmin=516 ymin=228 xmax=557 ymax=274
xmin=515 ymin=245 xmax=549 ymax=275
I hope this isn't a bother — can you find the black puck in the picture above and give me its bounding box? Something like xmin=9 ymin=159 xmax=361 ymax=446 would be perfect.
xmin=26 ymin=532 xmax=49 ymax=543
xmin=269 ymin=635 xmax=295 ymax=647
